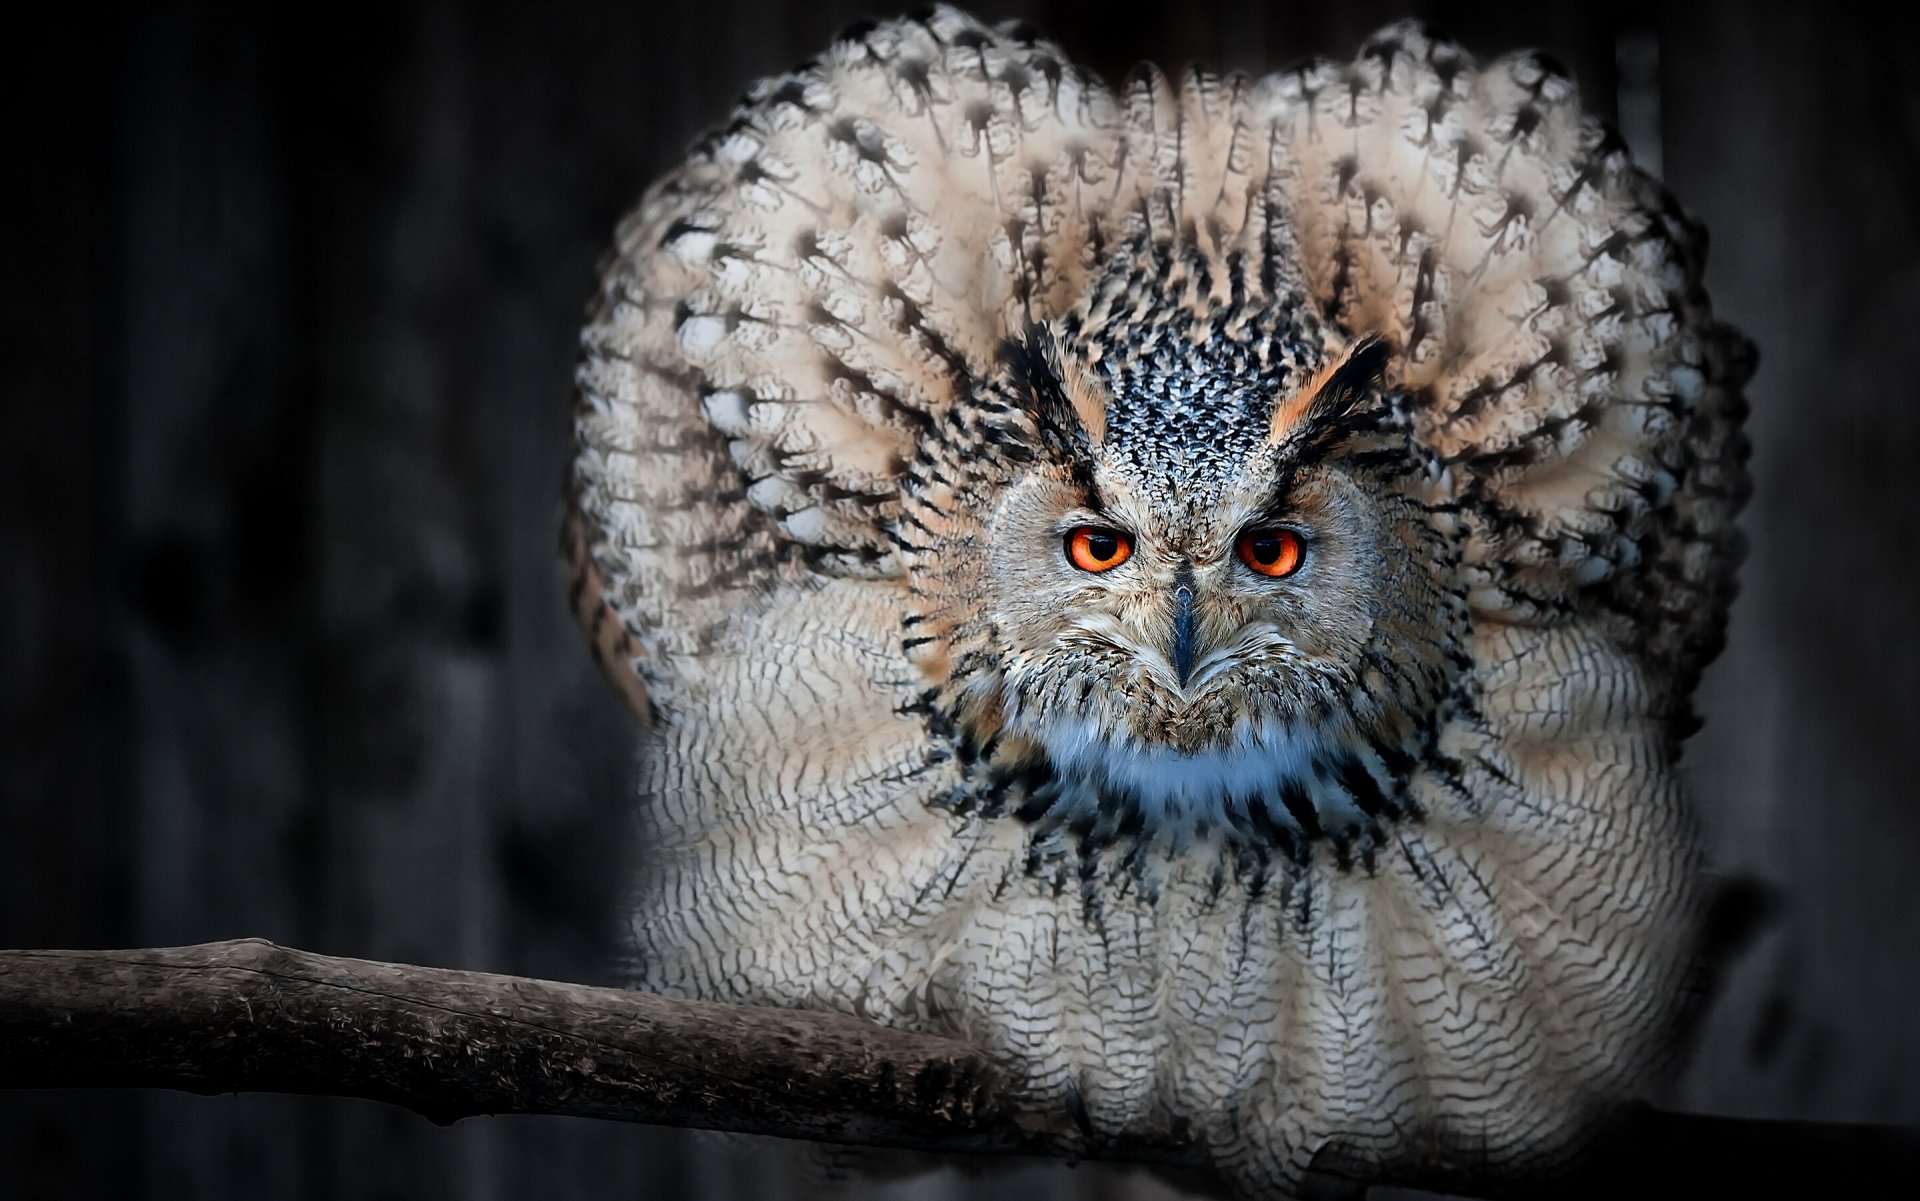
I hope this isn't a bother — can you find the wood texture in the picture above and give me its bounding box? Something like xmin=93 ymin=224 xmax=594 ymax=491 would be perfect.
xmin=0 ymin=941 xmax=1021 ymax=1150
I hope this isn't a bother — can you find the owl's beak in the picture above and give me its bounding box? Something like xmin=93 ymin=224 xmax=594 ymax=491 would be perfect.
xmin=1171 ymin=570 xmax=1198 ymax=688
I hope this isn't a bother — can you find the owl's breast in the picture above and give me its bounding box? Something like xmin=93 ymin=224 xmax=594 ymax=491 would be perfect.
xmin=626 ymin=573 xmax=1700 ymax=1190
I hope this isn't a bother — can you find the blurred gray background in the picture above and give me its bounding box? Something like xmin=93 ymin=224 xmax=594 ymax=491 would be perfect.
xmin=4 ymin=0 xmax=1916 ymax=1197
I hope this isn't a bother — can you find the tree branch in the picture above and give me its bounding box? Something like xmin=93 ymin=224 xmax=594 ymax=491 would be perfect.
xmin=2 ymin=940 xmax=1915 ymax=1199
xmin=0 ymin=939 xmax=1133 ymax=1159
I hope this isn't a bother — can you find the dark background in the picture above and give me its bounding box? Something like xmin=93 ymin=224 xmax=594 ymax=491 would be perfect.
xmin=4 ymin=1 xmax=1916 ymax=1198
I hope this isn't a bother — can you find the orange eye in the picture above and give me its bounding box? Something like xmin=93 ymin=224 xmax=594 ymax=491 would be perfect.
xmin=1065 ymin=526 xmax=1133 ymax=572
xmin=1237 ymin=528 xmax=1304 ymax=578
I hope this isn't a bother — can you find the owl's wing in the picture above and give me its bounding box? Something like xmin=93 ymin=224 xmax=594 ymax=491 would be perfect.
xmin=572 ymin=8 xmax=1748 ymax=719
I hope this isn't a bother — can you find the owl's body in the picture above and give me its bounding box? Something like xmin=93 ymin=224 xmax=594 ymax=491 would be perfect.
xmin=570 ymin=8 xmax=1749 ymax=1194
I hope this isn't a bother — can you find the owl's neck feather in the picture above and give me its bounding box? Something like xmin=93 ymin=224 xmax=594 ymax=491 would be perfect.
xmin=1024 ymin=711 xmax=1386 ymax=847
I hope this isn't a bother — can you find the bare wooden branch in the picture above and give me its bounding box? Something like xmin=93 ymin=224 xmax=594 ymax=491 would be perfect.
xmin=3 ymin=939 xmax=1916 ymax=1200
xmin=0 ymin=939 xmax=1110 ymax=1158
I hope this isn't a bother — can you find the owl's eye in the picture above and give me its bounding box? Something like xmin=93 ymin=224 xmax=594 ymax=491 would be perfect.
xmin=1065 ymin=526 xmax=1133 ymax=572
xmin=1237 ymin=528 xmax=1304 ymax=578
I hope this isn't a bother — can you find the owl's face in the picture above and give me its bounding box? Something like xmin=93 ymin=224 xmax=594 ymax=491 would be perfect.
xmin=986 ymin=417 xmax=1400 ymax=756
xmin=904 ymin=250 xmax=1462 ymax=851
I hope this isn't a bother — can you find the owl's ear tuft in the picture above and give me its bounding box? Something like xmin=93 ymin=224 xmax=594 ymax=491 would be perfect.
xmin=1266 ymin=334 xmax=1394 ymax=448
xmin=1002 ymin=328 xmax=1106 ymax=473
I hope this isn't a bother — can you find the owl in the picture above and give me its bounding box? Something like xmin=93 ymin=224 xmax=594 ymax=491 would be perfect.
xmin=566 ymin=7 xmax=1751 ymax=1196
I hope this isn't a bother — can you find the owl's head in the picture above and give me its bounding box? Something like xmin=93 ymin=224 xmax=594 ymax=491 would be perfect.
xmin=902 ymin=243 xmax=1464 ymax=863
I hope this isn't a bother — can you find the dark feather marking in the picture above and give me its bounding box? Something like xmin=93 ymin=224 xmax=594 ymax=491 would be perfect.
xmin=1001 ymin=331 xmax=1103 ymax=501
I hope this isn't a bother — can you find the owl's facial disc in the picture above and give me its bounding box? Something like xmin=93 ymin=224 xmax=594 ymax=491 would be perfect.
xmin=899 ymin=246 xmax=1460 ymax=854
xmin=988 ymin=438 xmax=1392 ymax=745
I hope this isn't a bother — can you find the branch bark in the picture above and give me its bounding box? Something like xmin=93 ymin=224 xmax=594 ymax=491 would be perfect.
xmin=0 ymin=939 xmax=1118 ymax=1158
xmin=2 ymin=940 xmax=1915 ymax=1199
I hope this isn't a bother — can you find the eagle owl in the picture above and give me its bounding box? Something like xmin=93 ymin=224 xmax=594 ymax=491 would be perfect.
xmin=567 ymin=7 xmax=1750 ymax=1195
